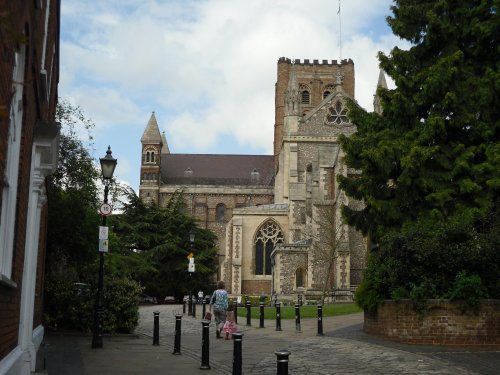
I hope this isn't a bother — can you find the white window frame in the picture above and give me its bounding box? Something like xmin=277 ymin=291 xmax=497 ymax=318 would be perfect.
xmin=0 ymin=44 xmax=26 ymax=280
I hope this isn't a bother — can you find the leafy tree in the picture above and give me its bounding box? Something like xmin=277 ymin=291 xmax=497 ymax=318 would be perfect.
xmin=339 ymin=0 xmax=499 ymax=240
xmin=46 ymin=99 xmax=100 ymax=282
xmin=337 ymin=1 xmax=499 ymax=309
xmin=110 ymin=188 xmax=219 ymax=301
xmin=45 ymin=100 xmax=141 ymax=332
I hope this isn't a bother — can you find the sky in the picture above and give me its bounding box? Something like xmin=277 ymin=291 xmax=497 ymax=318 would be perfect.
xmin=59 ymin=0 xmax=407 ymax=193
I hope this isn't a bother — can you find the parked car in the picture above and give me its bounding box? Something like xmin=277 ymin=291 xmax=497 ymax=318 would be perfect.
xmin=141 ymin=294 xmax=157 ymax=304
xmin=164 ymin=296 xmax=176 ymax=304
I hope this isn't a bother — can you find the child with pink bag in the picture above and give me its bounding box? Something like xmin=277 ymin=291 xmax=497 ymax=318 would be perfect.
xmin=222 ymin=304 xmax=238 ymax=339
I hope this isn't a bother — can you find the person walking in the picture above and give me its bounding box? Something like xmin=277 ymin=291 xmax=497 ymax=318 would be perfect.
xmin=198 ymin=290 xmax=204 ymax=304
xmin=210 ymin=281 xmax=228 ymax=339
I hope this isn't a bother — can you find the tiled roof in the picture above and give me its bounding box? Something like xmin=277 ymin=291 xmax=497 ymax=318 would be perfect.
xmin=161 ymin=154 xmax=275 ymax=186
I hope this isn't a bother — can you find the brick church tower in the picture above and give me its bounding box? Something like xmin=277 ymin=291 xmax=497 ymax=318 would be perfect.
xmin=139 ymin=112 xmax=163 ymax=204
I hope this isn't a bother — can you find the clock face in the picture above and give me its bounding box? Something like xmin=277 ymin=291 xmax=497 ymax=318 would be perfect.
xmin=326 ymin=101 xmax=349 ymax=126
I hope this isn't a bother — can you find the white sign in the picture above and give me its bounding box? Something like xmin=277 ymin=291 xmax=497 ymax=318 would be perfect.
xmin=99 ymin=226 xmax=109 ymax=240
xmin=100 ymin=203 xmax=112 ymax=216
xmin=189 ymin=257 xmax=195 ymax=264
xmin=99 ymin=239 xmax=109 ymax=253
xmin=188 ymin=263 xmax=195 ymax=272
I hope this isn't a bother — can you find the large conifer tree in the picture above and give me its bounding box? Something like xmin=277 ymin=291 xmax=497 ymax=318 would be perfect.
xmin=339 ymin=0 xmax=499 ymax=240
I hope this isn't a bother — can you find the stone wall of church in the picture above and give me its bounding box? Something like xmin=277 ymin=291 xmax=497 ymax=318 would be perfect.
xmin=275 ymin=58 xmax=355 ymax=166
xmin=275 ymin=248 xmax=308 ymax=294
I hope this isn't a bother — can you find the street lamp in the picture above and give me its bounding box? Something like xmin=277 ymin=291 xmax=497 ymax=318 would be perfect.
xmin=92 ymin=146 xmax=117 ymax=349
xmin=188 ymin=228 xmax=195 ymax=315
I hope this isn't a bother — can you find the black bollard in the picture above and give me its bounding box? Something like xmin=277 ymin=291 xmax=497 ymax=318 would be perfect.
xmin=202 ymin=299 xmax=206 ymax=318
xmin=246 ymin=300 xmax=251 ymax=326
xmin=232 ymin=332 xmax=244 ymax=375
xmin=295 ymin=303 xmax=301 ymax=333
xmin=233 ymin=300 xmax=238 ymax=324
xmin=153 ymin=311 xmax=160 ymax=345
xmin=259 ymin=302 xmax=265 ymax=328
xmin=275 ymin=302 xmax=282 ymax=331
xmin=172 ymin=314 xmax=182 ymax=355
xmin=193 ymin=299 xmax=196 ymax=318
xmin=317 ymin=304 xmax=323 ymax=336
xmin=200 ymin=320 xmax=210 ymax=370
xmin=275 ymin=349 xmax=291 ymax=375
xmin=183 ymin=299 xmax=186 ymax=314
xmin=188 ymin=294 xmax=193 ymax=316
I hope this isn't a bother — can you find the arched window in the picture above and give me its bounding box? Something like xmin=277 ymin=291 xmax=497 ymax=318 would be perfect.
xmin=216 ymin=203 xmax=225 ymax=222
xmin=146 ymin=152 xmax=150 ymax=162
xmin=254 ymin=221 xmax=284 ymax=275
xmin=301 ymin=90 xmax=310 ymax=104
xmin=295 ymin=268 xmax=305 ymax=288
xmin=323 ymin=85 xmax=335 ymax=99
xmin=151 ymin=151 xmax=155 ymax=162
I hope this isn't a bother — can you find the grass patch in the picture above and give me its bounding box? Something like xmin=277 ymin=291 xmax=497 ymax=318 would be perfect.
xmin=236 ymin=303 xmax=362 ymax=319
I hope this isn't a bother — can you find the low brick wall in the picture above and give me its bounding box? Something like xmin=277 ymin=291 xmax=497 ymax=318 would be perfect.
xmin=364 ymin=299 xmax=500 ymax=347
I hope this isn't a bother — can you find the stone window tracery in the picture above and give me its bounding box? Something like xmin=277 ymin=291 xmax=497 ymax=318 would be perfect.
xmin=254 ymin=221 xmax=284 ymax=275
xmin=326 ymin=101 xmax=349 ymax=125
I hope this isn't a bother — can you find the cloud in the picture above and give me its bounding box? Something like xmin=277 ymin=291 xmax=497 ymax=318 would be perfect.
xmin=60 ymin=0 xmax=403 ymax=191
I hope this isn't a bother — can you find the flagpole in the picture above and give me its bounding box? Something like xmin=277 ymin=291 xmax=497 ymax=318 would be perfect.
xmin=338 ymin=0 xmax=342 ymax=61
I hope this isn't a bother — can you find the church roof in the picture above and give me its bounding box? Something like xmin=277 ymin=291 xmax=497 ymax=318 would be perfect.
xmin=161 ymin=154 xmax=275 ymax=186
xmin=141 ymin=112 xmax=162 ymax=144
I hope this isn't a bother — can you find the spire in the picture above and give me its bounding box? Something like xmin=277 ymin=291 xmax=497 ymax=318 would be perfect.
xmin=377 ymin=68 xmax=388 ymax=89
xmin=285 ymin=65 xmax=300 ymax=116
xmin=141 ymin=111 xmax=162 ymax=144
xmin=373 ymin=69 xmax=387 ymax=114
xmin=161 ymin=131 xmax=170 ymax=154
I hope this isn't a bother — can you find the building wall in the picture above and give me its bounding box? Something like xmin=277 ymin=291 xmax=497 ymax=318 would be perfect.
xmin=274 ymin=57 xmax=355 ymax=165
xmin=0 ymin=1 xmax=60 ymax=373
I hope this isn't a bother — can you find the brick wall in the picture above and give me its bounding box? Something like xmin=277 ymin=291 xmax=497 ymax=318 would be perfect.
xmin=0 ymin=0 xmax=60 ymax=361
xmin=364 ymin=300 xmax=500 ymax=347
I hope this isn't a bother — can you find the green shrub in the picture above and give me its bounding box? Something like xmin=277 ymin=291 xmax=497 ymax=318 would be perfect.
xmin=103 ymin=276 xmax=142 ymax=333
xmin=44 ymin=275 xmax=141 ymax=333
xmin=356 ymin=210 xmax=499 ymax=312
xmin=447 ymin=272 xmax=486 ymax=308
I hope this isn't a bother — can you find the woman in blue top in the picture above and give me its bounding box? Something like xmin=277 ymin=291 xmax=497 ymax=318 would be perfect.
xmin=210 ymin=280 xmax=228 ymax=339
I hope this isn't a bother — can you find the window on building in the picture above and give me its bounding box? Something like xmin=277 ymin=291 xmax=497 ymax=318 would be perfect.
xmin=254 ymin=221 xmax=284 ymax=275
xmin=323 ymin=85 xmax=335 ymax=99
xmin=151 ymin=151 xmax=155 ymax=163
xmin=1 ymin=43 xmax=26 ymax=278
xmin=146 ymin=152 xmax=150 ymax=163
xmin=326 ymin=101 xmax=349 ymax=125
xmin=301 ymin=90 xmax=310 ymax=104
xmin=216 ymin=203 xmax=225 ymax=222
xmin=295 ymin=268 xmax=305 ymax=288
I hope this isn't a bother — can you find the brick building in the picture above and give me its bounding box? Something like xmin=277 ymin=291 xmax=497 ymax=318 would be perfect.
xmin=140 ymin=58 xmax=385 ymax=297
xmin=0 ymin=1 xmax=60 ymax=373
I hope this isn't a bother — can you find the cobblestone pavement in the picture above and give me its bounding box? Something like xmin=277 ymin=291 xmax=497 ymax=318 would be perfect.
xmin=134 ymin=304 xmax=498 ymax=374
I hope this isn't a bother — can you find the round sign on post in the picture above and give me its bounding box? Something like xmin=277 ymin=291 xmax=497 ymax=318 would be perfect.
xmin=100 ymin=203 xmax=112 ymax=216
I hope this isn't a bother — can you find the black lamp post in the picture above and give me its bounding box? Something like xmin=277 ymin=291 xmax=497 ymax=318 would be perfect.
xmin=92 ymin=146 xmax=117 ymax=349
xmin=188 ymin=228 xmax=195 ymax=315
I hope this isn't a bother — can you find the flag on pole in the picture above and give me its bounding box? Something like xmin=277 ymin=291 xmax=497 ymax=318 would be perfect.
xmin=337 ymin=0 xmax=341 ymax=14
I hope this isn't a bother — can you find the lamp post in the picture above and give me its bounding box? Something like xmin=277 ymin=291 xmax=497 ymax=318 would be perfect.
xmin=188 ymin=228 xmax=195 ymax=315
xmin=92 ymin=146 xmax=117 ymax=349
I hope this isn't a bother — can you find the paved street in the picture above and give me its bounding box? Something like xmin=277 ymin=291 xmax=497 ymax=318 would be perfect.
xmin=43 ymin=304 xmax=499 ymax=374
